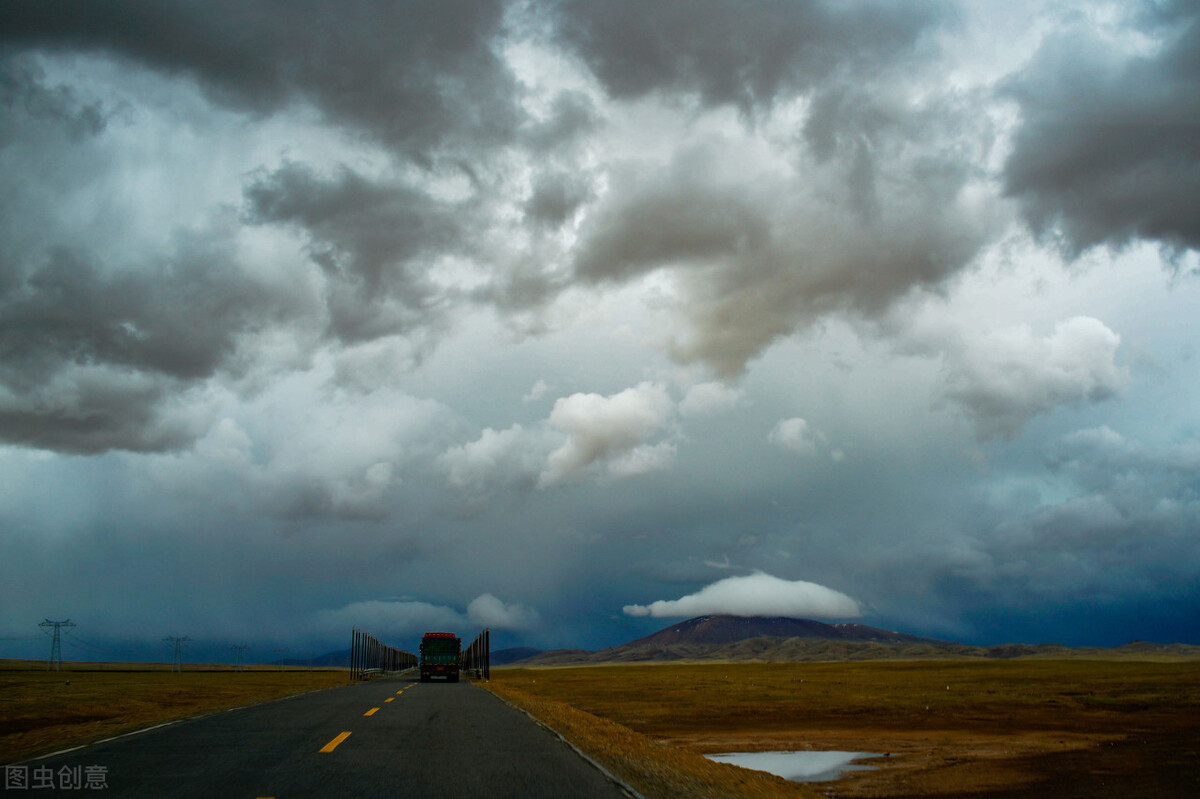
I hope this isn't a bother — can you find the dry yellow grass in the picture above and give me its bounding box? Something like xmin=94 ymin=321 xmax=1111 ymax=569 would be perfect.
xmin=486 ymin=659 xmax=1200 ymax=797
xmin=484 ymin=680 xmax=819 ymax=798
xmin=0 ymin=661 xmax=348 ymax=763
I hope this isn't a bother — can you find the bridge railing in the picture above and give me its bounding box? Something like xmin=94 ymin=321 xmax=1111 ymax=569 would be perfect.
xmin=350 ymin=627 xmax=417 ymax=680
xmin=460 ymin=628 xmax=489 ymax=680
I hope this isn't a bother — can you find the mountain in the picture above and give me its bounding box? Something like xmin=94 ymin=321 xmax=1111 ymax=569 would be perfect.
xmin=505 ymin=616 xmax=1200 ymax=666
xmin=491 ymin=646 xmax=544 ymax=665
xmin=508 ymin=615 xmax=951 ymax=665
xmin=623 ymin=615 xmax=944 ymax=648
xmin=272 ymin=648 xmax=350 ymax=668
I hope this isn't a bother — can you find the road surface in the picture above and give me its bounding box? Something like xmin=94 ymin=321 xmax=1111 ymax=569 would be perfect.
xmin=16 ymin=674 xmax=634 ymax=798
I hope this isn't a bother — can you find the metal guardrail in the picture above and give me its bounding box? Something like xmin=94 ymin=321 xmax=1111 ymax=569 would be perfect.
xmin=350 ymin=627 xmax=417 ymax=680
xmin=461 ymin=628 xmax=490 ymax=680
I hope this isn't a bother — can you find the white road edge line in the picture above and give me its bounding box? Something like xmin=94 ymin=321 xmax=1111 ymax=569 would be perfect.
xmin=14 ymin=684 xmax=341 ymax=765
xmin=473 ymin=682 xmax=646 ymax=799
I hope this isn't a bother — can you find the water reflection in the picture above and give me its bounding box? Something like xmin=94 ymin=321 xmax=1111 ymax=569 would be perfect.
xmin=705 ymin=750 xmax=879 ymax=783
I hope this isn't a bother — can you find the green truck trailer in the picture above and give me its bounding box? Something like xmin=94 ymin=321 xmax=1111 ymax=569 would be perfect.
xmin=419 ymin=631 xmax=461 ymax=682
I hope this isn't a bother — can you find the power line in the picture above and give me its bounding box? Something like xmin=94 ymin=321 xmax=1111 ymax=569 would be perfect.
xmin=62 ymin=633 xmax=121 ymax=657
xmin=39 ymin=619 xmax=75 ymax=671
xmin=0 ymin=633 xmax=44 ymax=642
xmin=164 ymin=635 xmax=190 ymax=672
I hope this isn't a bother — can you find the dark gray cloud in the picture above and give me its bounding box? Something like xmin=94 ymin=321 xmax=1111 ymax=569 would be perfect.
xmin=0 ymin=236 xmax=292 ymax=453
xmin=1 ymin=245 xmax=269 ymax=383
xmin=866 ymin=422 xmax=1200 ymax=644
xmin=0 ymin=371 xmax=206 ymax=455
xmin=525 ymin=170 xmax=594 ymax=228
xmin=0 ymin=0 xmax=519 ymax=158
xmin=573 ymin=152 xmax=771 ymax=284
xmin=243 ymin=162 xmax=462 ymax=344
xmin=549 ymin=0 xmax=953 ymax=112
xmin=1003 ymin=1 xmax=1200 ymax=256
xmin=545 ymin=1 xmax=996 ymax=377
xmin=573 ymin=118 xmax=996 ymax=377
xmin=1045 ymin=425 xmax=1200 ymax=523
xmin=0 ymin=55 xmax=108 ymax=147
xmin=520 ymin=90 xmax=600 ymax=153
xmin=975 ymin=426 xmax=1200 ymax=603
xmin=0 ymin=0 xmax=991 ymax=438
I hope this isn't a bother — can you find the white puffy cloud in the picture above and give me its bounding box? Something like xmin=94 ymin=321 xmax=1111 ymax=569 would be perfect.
xmin=438 ymin=424 xmax=539 ymax=489
xmin=896 ymin=312 xmax=1129 ymax=439
xmin=316 ymin=592 xmax=540 ymax=637
xmin=608 ymin=441 xmax=678 ymax=479
xmin=768 ymin=417 xmax=818 ymax=455
xmin=538 ymin=381 xmax=675 ymax=487
xmin=679 ymin=381 xmax=743 ymax=417
xmin=466 ymin=593 xmax=540 ymax=630
xmin=145 ymin=368 xmax=452 ymax=519
xmin=314 ymin=599 xmax=465 ymax=637
xmin=623 ymin=571 xmax=862 ymax=619
xmin=939 ymin=316 xmax=1128 ymax=438
xmin=438 ymin=380 xmax=679 ymax=498
xmin=522 ymin=379 xmax=551 ymax=403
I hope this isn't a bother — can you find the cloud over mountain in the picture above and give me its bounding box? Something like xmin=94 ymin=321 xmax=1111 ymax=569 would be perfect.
xmin=624 ymin=572 xmax=862 ymax=620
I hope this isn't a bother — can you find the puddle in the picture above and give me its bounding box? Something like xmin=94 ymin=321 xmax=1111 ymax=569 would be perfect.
xmin=705 ymin=750 xmax=880 ymax=783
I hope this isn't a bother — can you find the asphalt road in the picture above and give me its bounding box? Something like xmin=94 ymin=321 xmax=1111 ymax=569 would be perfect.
xmin=17 ymin=673 xmax=634 ymax=798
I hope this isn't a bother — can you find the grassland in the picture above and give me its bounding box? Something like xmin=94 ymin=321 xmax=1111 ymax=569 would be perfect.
xmin=0 ymin=661 xmax=348 ymax=763
xmin=485 ymin=659 xmax=1200 ymax=798
xmin=6 ymin=657 xmax=1198 ymax=796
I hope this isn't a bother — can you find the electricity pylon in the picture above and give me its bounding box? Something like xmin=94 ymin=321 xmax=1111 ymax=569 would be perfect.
xmin=164 ymin=635 xmax=190 ymax=672
xmin=40 ymin=619 xmax=75 ymax=671
xmin=230 ymin=645 xmax=249 ymax=672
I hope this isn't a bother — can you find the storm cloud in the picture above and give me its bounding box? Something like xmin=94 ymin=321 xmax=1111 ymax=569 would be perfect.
xmin=2 ymin=1 xmax=1199 ymax=659
xmin=1003 ymin=0 xmax=1200 ymax=256
xmin=549 ymin=0 xmax=952 ymax=112
xmin=0 ymin=0 xmax=520 ymax=157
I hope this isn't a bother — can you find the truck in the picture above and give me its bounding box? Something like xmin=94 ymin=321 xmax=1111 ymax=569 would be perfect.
xmin=419 ymin=631 xmax=461 ymax=682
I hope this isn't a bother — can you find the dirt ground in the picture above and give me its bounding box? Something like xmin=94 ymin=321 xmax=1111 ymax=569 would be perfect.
xmin=494 ymin=659 xmax=1200 ymax=798
xmin=0 ymin=663 xmax=349 ymax=763
xmin=669 ymin=725 xmax=1200 ymax=797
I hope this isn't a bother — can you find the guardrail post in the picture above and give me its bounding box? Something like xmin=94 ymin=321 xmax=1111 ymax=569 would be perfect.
xmin=348 ymin=628 xmax=416 ymax=680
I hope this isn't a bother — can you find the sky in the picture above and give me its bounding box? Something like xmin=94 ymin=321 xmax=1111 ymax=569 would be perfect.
xmin=2 ymin=0 xmax=1199 ymax=663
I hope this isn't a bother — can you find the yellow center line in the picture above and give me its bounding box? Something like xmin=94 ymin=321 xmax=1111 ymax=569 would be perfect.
xmin=384 ymin=697 xmax=394 ymax=702
xmin=364 ymin=707 xmax=379 ymax=716
xmin=319 ymin=732 xmax=351 ymax=753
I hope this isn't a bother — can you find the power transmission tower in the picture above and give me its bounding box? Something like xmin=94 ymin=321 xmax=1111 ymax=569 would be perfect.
xmin=230 ymin=645 xmax=249 ymax=672
xmin=164 ymin=635 xmax=190 ymax=672
xmin=274 ymin=648 xmax=289 ymax=671
xmin=40 ymin=619 xmax=75 ymax=671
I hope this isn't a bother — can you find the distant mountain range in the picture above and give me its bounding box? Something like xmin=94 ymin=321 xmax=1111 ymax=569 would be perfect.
xmin=272 ymin=649 xmax=351 ymax=668
xmin=502 ymin=615 xmax=1200 ymax=665
xmin=263 ymin=616 xmax=1200 ymax=669
xmin=625 ymin=615 xmax=947 ymax=647
xmin=491 ymin=646 xmax=544 ymax=665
